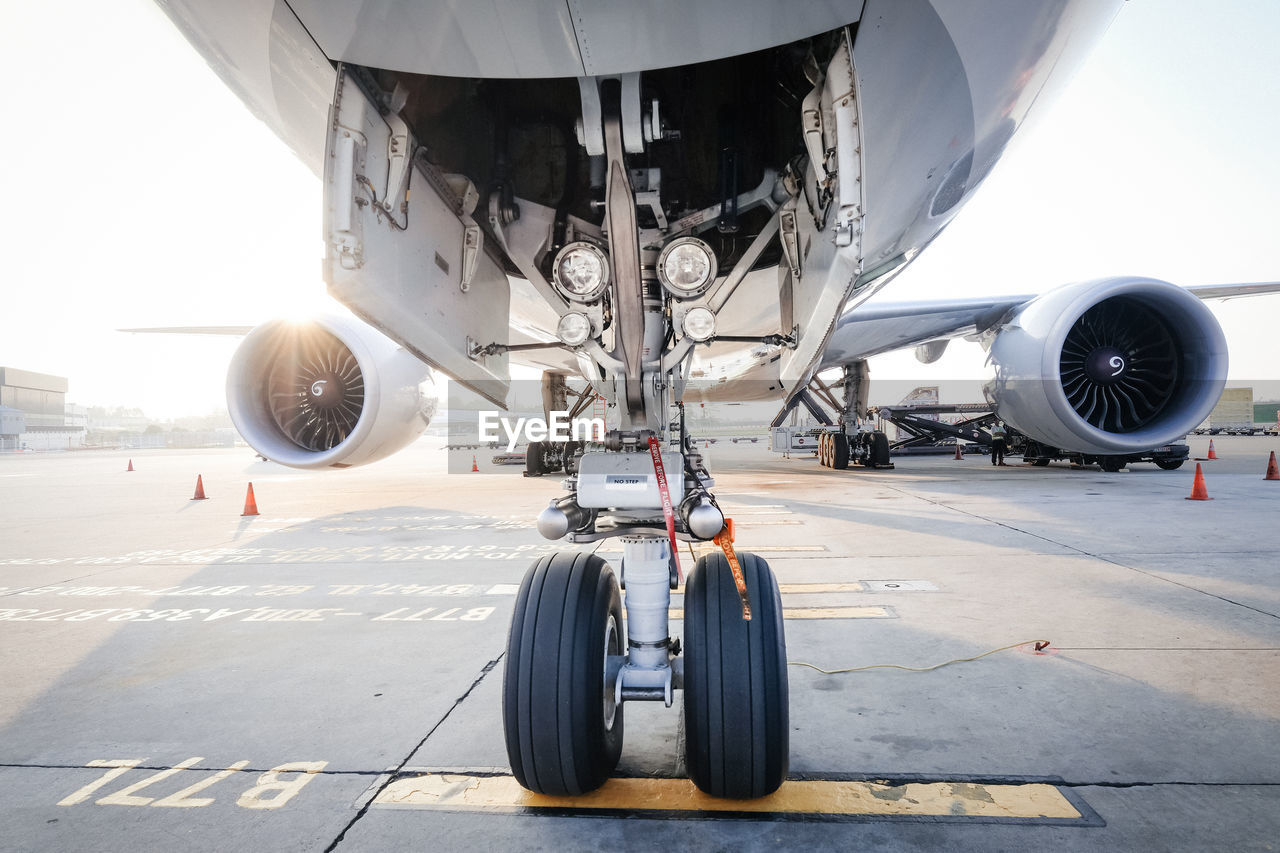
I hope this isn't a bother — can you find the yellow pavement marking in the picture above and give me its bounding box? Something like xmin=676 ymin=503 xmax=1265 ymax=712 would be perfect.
xmin=664 ymin=583 xmax=868 ymax=595
xmin=629 ymin=606 xmax=893 ymax=620
xmin=373 ymin=774 xmax=1082 ymax=821
xmin=778 ymin=583 xmax=867 ymax=594
xmin=780 ymin=607 xmax=893 ymax=619
xmin=600 ymin=545 xmax=827 ymax=554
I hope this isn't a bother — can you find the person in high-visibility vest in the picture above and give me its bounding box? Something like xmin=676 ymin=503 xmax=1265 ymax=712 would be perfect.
xmin=990 ymin=421 xmax=1009 ymax=466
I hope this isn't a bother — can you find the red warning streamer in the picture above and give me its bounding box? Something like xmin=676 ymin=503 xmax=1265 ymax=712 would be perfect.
xmin=713 ymin=526 xmax=752 ymax=621
xmin=647 ymin=436 xmax=682 ymax=583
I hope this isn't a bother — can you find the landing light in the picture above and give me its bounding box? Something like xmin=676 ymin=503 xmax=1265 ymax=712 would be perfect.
xmin=658 ymin=237 xmax=717 ymax=297
xmin=557 ymin=312 xmax=593 ymax=347
xmin=682 ymin=307 xmax=716 ymax=342
xmin=552 ymin=242 xmax=610 ymax=303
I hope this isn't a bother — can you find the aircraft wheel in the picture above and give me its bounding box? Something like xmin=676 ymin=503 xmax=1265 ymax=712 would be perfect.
xmin=832 ymin=434 xmax=850 ymax=469
xmin=1100 ymin=457 xmax=1125 ymax=473
xmin=870 ymin=431 xmax=891 ymax=466
xmin=820 ymin=434 xmax=831 ymax=467
xmin=683 ymin=551 xmax=788 ymax=799
xmin=503 ymin=552 xmax=624 ymax=795
xmin=1032 ymin=458 xmax=1051 ymax=467
xmin=1155 ymin=459 xmax=1185 ymax=470
xmin=526 ymin=440 xmax=547 ymax=476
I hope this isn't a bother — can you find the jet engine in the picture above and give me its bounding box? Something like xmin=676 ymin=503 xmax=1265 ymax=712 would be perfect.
xmin=227 ymin=314 xmax=436 ymax=468
xmin=985 ymin=277 xmax=1227 ymax=454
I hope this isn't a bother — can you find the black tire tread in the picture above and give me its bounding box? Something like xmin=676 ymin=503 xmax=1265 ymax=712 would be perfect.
xmin=683 ymin=551 xmax=788 ymax=798
xmin=503 ymin=552 xmax=623 ymax=795
xmin=833 ymin=434 xmax=850 ymax=469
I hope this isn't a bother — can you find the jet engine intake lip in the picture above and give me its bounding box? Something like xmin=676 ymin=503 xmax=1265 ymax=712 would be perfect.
xmin=227 ymin=314 xmax=433 ymax=470
xmin=987 ymin=277 xmax=1228 ymax=456
xmin=1038 ymin=278 xmax=1227 ymax=451
xmin=228 ymin=317 xmax=384 ymax=469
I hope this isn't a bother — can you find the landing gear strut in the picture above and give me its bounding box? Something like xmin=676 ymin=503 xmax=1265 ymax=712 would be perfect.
xmin=496 ymin=45 xmax=814 ymax=801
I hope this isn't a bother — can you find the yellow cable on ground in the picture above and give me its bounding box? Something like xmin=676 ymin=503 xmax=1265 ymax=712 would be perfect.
xmin=789 ymin=640 xmax=1050 ymax=674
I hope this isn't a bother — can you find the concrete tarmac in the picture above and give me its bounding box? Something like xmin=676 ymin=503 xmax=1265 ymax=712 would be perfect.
xmin=1 ymin=436 xmax=1277 ymax=851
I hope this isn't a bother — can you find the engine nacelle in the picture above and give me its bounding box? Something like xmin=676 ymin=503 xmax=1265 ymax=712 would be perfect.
xmin=985 ymin=277 xmax=1227 ymax=454
xmin=227 ymin=314 xmax=436 ymax=469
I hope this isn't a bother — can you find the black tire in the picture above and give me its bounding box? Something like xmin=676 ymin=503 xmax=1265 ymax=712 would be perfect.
xmin=832 ymin=433 xmax=850 ymax=469
xmin=1100 ymin=457 xmax=1125 ymax=473
xmin=683 ymin=551 xmax=788 ymax=799
xmin=1032 ymin=458 xmax=1051 ymax=467
xmin=526 ymin=440 xmax=547 ymax=476
xmin=503 ymin=552 xmax=624 ymax=795
xmin=870 ymin=432 xmax=891 ymax=466
xmin=1155 ymin=458 xmax=1185 ymax=470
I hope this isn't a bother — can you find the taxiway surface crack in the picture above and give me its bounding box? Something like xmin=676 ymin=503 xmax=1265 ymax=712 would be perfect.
xmin=322 ymin=652 xmax=505 ymax=853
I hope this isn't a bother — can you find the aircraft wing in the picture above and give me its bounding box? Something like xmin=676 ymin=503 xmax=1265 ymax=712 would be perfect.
xmin=820 ymin=281 xmax=1280 ymax=369
xmin=118 ymin=326 xmax=257 ymax=335
xmin=1182 ymin=281 xmax=1280 ymax=300
xmin=819 ymin=295 xmax=1030 ymax=368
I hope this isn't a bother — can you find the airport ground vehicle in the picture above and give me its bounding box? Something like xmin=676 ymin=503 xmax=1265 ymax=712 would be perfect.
xmin=1017 ymin=436 xmax=1189 ymax=471
xmin=777 ymin=402 xmax=1190 ymax=472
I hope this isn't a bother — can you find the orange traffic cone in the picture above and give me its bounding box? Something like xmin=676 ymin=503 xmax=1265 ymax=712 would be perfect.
xmin=471 ymin=455 xmax=479 ymax=472
xmin=1185 ymin=463 xmax=1213 ymax=501
xmin=241 ymin=483 xmax=259 ymax=516
xmin=191 ymin=475 xmax=207 ymax=501
xmin=1265 ymin=451 xmax=1280 ymax=481
xmin=127 ymin=459 xmax=134 ymax=472
xmin=1207 ymin=439 xmax=1218 ymax=460
xmin=953 ymin=443 xmax=964 ymax=460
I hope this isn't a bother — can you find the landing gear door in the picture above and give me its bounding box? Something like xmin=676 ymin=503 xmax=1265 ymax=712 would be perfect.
xmin=323 ymin=65 xmax=511 ymax=408
xmin=777 ymin=31 xmax=865 ymax=399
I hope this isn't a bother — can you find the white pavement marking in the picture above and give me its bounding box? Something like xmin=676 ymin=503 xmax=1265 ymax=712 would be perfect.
xmin=57 ymin=760 xmax=328 ymax=810
xmin=0 ymin=606 xmax=499 ymax=623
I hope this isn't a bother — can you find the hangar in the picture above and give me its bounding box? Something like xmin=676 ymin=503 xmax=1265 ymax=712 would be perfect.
xmin=0 ymin=367 xmax=81 ymax=451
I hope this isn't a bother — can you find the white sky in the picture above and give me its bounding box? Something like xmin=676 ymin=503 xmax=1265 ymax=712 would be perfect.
xmin=0 ymin=0 xmax=1277 ymax=418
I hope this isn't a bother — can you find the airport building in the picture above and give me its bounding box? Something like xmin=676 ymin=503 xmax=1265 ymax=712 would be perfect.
xmin=0 ymin=367 xmax=85 ymax=451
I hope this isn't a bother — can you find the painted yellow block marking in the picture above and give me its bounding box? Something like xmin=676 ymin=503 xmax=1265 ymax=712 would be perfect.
xmin=601 ymin=545 xmax=827 ymax=555
xmin=780 ymin=607 xmax=894 ymax=619
xmin=664 ymin=583 xmax=867 ymax=595
xmin=374 ymin=774 xmax=1081 ymax=820
xmin=777 ymin=583 xmax=867 ymax=594
xmin=640 ymin=606 xmax=893 ymax=621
